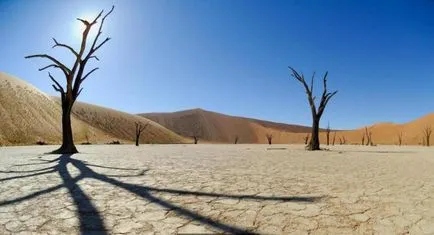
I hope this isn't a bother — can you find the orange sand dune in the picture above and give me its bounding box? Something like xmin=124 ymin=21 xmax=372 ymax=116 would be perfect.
xmin=140 ymin=109 xmax=316 ymax=144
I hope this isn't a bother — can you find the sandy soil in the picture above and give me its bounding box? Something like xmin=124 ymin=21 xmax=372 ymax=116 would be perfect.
xmin=1 ymin=144 xmax=434 ymax=234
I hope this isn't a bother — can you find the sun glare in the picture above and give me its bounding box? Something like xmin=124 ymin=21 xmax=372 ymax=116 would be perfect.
xmin=73 ymin=13 xmax=99 ymax=40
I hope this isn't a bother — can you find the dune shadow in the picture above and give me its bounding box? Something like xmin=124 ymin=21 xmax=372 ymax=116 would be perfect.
xmin=0 ymin=154 xmax=323 ymax=234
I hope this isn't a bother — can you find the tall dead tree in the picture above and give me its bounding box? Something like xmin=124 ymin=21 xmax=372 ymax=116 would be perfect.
xmin=135 ymin=122 xmax=149 ymax=146
xmin=361 ymin=132 xmax=365 ymax=146
xmin=289 ymin=67 xmax=338 ymax=151
xmin=234 ymin=135 xmax=239 ymax=144
xmin=25 ymin=6 xmax=115 ymax=154
xmin=423 ymin=126 xmax=432 ymax=147
xmin=397 ymin=132 xmax=403 ymax=146
xmin=266 ymin=134 xmax=273 ymax=145
xmin=326 ymin=122 xmax=331 ymax=146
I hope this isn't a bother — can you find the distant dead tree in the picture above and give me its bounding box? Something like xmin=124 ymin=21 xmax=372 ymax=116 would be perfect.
xmin=234 ymin=135 xmax=239 ymax=144
xmin=365 ymin=127 xmax=373 ymax=146
xmin=135 ymin=122 xmax=149 ymax=146
xmin=339 ymin=136 xmax=346 ymax=145
xmin=397 ymin=132 xmax=403 ymax=146
xmin=304 ymin=134 xmax=310 ymax=145
xmin=266 ymin=134 xmax=273 ymax=145
xmin=25 ymin=6 xmax=115 ymax=154
xmin=192 ymin=136 xmax=199 ymax=144
xmin=326 ymin=123 xmax=331 ymax=146
xmin=423 ymin=126 xmax=432 ymax=147
xmin=289 ymin=67 xmax=337 ymax=151
xmin=332 ymin=132 xmax=336 ymax=146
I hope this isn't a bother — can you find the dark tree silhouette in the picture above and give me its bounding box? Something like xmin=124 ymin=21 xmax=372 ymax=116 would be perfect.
xmin=304 ymin=133 xmax=310 ymax=145
xmin=361 ymin=132 xmax=365 ymax=145
xmin=25 ymin=6 xmax=115 ymax=154
xmin=397 ymin=131 xmax=403 ymax=146
xmin=135 ymin=122 xmax=149 ymax=146
xmin=193 ymin=136 xmax=199 ymax=144
xmin=289 ymin=67 xmax=338 ymax=151
xmin=326 ymin=122 xmax=331 ymax=146
xmin=423 ymin=126 xmax=432 ymax=147
xmin=234 ymin=135 xmax=239 ymax=144
xmin=266 ymin=134 xmax=273 ymax=145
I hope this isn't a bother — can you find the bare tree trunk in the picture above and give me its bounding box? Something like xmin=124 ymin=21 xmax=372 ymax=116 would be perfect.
xmin=53 ymin=99 xmax=77 ymax=154
xmin=326 ymin=122 xmax=330 ymax=146
xmin=308 ymin=119 xmax=320 ymax=150
xmin=193 ymin=136 xmax=198 ymax=144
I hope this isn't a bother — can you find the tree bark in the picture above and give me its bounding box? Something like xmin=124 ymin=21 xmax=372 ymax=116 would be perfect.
xmin=52 ymin=98 xmax=77 ymax=154
xmin=308 ymin=118 xmax=320 ymax=150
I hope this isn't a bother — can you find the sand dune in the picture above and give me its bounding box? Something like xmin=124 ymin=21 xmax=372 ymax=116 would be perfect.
xmin=141 ymin=108 xmax=434 ymax=146
xmin=0 ymin=72 xmax=186 ymax=145
xmin=2 ymin=71 xmax=434 ymax=146
xmin=141 ymin=108 xmax=316 ymax=144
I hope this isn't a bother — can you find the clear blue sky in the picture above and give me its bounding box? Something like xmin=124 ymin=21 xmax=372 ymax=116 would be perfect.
xmin=1 ymin=0 xmax=434 ymax=129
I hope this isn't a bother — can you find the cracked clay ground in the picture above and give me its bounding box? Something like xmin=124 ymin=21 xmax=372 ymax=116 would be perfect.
xmin=1 ymin=145 xmax=434 ymax=234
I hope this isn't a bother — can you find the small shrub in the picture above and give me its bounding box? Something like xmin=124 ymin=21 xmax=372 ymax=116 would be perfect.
xmin=81 ymin=142 xmax=92 ymax=145
xmin=36 ymin=140 xmax=47 ymax=145
xmin=107 ymin=140 xmax=121 ymax=145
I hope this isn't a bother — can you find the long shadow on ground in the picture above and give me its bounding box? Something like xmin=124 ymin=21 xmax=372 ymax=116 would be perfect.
xmin=0 ymin=154 xmax=323 ymax=234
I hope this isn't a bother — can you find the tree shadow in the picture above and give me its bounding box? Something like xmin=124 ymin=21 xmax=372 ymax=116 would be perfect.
xmin=0 ymin=154 xmax=323 ymax=234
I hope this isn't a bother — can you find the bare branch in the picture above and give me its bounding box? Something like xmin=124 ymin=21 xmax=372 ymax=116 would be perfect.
xmin=81 ymin=68 xmax=99 ymax=83
xmin=25 ymin=54 xmax=71 ymax=75
xmin=48 ymin=73 xmax=64 ymax=94
xmin=76 ymin=18 xmax=90 ymax=26
xmin=89 ymin=56 xmax=100 ymax=61
xmin=52 ymin=38 xmax=79 ymax=58
xmin=76 ymin=87 xmax=84 ymax=98
xmin=87 ymin=6 xmax=114 ymax=58
xmin=39 ymin=64 xmax=61 ymax=71
xmin=310 ymin=72 xmax=315 ymax=95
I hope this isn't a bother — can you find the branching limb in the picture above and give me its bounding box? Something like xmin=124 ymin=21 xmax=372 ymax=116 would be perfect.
xmin=25 ymin=54 xmax=71 ymax=75
xmin=52 ymin=38 xmax=79 ymax=57
xmin=48 ymin=73 xmax=65 ymax=94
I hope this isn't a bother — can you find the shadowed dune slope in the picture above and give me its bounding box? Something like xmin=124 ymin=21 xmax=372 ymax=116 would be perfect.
xmin=140 ymin=109 xmax=314 ymax=144
xmin=0 ymin=72 xmax=186 ymax=145
xmin=0 ymin=72 xmax=112 ymax=145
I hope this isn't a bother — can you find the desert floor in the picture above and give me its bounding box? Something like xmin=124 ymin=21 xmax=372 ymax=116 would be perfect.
xmin=1 ymin=144 xmax=434 ymax=234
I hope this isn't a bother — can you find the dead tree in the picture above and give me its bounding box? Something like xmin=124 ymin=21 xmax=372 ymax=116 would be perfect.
xmin=234 ymin=135 xmax=239 ymax=144
xmin=326 ymin=122 xmax=331 ymax=146
xmin=361 ymin=132 xmax=365 ymax=145
xmin=304 ymin=134 xmax=310 ymax=145
xmin=423 ymin=126 xmax=432 ymax=147
xmin=397 ymin=132 xmax=403 ymax=146
xmin=25 ymin=6 xmax=115 ymax=154
xmin=332 ymin=132 xmax=336 ymax=146
xmin=289 ymin=67 xmax=338 ymax=151
xmin=266 ymin=134 xmax=273 ymax=145
xmin=135 ymin=122 xmax=149 ymax=146
xmin=339 ymin=136 xmax=346 ymax=145
xmin=365 ymin=127 xmax=373 ymax=146
xmin=192 ymin=136 xmax=199 ymax=144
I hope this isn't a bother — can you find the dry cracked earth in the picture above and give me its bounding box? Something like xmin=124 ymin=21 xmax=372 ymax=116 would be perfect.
xmin=1 ymin=144 xmax=434 ymax=234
